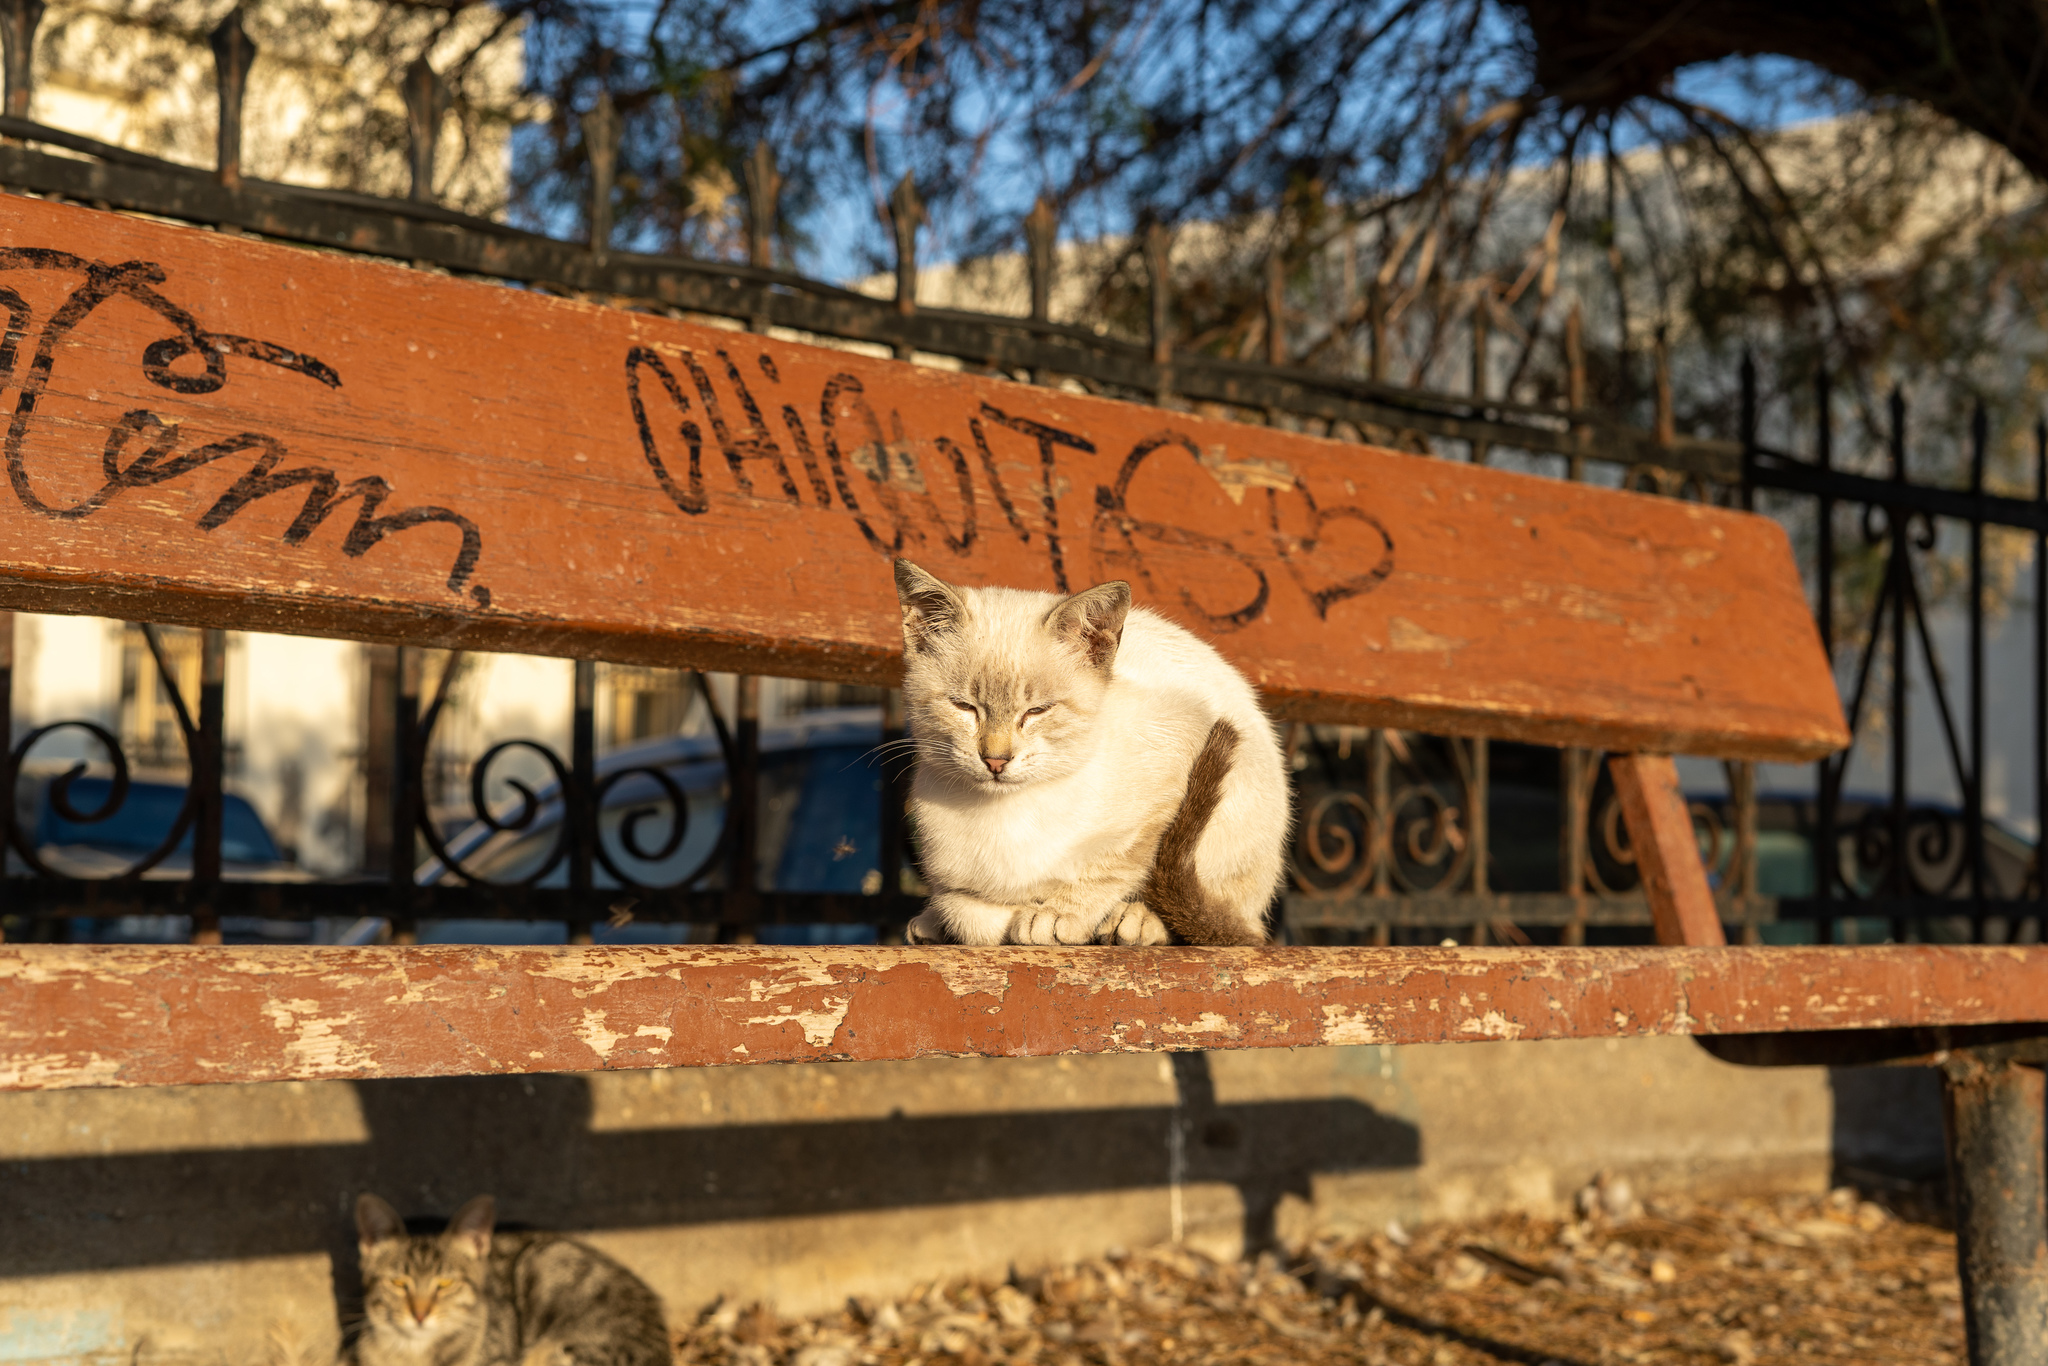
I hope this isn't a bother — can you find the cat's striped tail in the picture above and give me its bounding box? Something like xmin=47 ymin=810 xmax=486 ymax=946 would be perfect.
xmin=1143 ymin=719 xmax=1266 ymax=946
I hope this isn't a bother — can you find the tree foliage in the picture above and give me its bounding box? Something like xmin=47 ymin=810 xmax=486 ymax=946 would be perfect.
xmin=468 ymin=1 xmax=2046 ymax=476
xmin=52 ymin=1 xmax=2048 ymax=483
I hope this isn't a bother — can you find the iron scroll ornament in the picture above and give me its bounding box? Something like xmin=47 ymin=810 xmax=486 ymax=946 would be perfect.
xmin=410 ymin=664 xmax=737 ymax=893
xmin=5 ymin=625 xmax=199 ymax=881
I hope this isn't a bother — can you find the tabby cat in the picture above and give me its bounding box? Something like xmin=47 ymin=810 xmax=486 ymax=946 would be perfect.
xmin=352 ymin=1194 xmax=670 ymax=1366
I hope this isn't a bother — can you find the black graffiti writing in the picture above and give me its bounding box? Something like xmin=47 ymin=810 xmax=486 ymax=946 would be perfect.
xmin=975 ymin=402 xmax=1094 ymax=595
xmin=620 ymin=344 xmax=1397 ymax=627
xmin=626 ymin=347 xmax=709 ymax=514
xmin=628 ymin=345 xmax=1011 ymax=564
xmin=198 ymin=433 xmax=482 ymax=592
xmin=0 ymin=247 xmax=487 ymax=604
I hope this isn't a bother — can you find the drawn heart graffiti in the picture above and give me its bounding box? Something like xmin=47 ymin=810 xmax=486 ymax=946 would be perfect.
xmin=1088 ymin=429 xmax=1394 ymax=632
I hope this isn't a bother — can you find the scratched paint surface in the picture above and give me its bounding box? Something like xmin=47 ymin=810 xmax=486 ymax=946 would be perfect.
xmin=0 ymin=198 xmax=1843 ymax=760
xmin=3 ymin=944 xmax=2044 ymax=1091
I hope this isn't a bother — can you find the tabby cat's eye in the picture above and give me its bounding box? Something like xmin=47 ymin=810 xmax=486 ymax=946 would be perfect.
xmin=950 ymin=699 xmax=976 ymax=713
xmin=1023 ymin=704 xmax=1051 ymax=716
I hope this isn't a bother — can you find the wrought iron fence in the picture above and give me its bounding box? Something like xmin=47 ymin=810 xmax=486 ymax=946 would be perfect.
xmin=0 ymin=7 xmax=2038 ymax=947
xmin=1745 ymin=364 xmax=2048 ymax=941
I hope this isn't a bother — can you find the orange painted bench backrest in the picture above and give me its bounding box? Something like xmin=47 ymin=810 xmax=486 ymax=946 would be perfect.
xmin=0 ymin=196 xmax=1843 ymax=770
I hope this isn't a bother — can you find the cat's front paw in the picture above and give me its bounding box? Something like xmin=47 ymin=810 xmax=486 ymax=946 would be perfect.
xmin=1006 ymin=906 xmax=1103 ymax=945
xmin=1101 ymin=901 xmax=1170 ymax=946
xmin=905 ymin=909 xmax=952 ymax=945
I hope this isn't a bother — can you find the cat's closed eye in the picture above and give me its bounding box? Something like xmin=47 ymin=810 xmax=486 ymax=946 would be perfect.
xmin=950 ymin=698 xmax=976 ymax=714
xmin=1023 ymin=703 xmax=1052 ymax=717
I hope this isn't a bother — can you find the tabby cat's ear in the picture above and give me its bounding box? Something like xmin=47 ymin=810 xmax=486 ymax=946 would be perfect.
xmin=445 ymin=1194 xmax=496 ymax=1260
xmin=355 ymin=1194 xmax=406 ymax=1251
xmin=895 ymin=560 xmax=966 ymax=656
xmin=1045 ymin=580 xmax=1131 ymax=672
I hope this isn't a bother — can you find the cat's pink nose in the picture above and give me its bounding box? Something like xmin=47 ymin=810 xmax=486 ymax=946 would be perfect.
xmin=984 ymin=755 xmax=1009 ymax=775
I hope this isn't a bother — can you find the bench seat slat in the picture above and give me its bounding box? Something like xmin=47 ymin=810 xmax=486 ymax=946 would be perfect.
xmin=0 ymin=198 xmax=1844 ymax=760
xmin=3 ymin=943 xmax=2043 ymax=1091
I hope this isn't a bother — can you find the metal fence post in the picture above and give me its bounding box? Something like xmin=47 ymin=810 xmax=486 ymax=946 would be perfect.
xmin=0 ymin=0 xmax=42 ymax=121
xmin=1470 ymin=299 xmax=1490 ymax=465
xmin=208 ymin=9 xmax=255 ymax=190
xmin=1943 ymin=1056 xmax=2048 ymax=1366
xmin=1652 ymin=325 xmax=1674 ymax=452
xmin=1368 ymin=728 xmax=1391 ymax=944
xmin=1025 ymin=196 xmax=1056 ymax=326
xmin=745 ymin=140 xmax=779 ymax=271
xmin=1146 ymin=222 xmax=1172 ymax=403
xmin=1265 ymin=252 xmax=1286 ymax=368
xmin=582 ymin=90 xmax=618 ymax=260
xmin=1559 ymin=746 xmax=1587 ymax=946
xmin=569 ymin=659 xmax=596 ymax=944
xmin=889 ymin=172 xmax=923 ymax=359
xmin=744 ymin=140 xmax=780 ymax=334
xmin=188 ymin=629 xmax=226 ymax=944
xmin=1466 ymin=736 xmax=1489 ymax=943
xmin=1970 ymin=402 xmax=1988 ymax=927
xmin=724 ymin=674 xmax=759 ymax=941
xmin=390 ymin=647 xmax=420 ymax=944
xmin=1561 ymin=308 xmax=1590 ymax=946
xmin=402 ymin=57 xmax=446 ymax=205
xmin=2037 ymin=417 xmax=2047 ymax=922
xmin=1887 ymin=386 xmax=1909 ymax=936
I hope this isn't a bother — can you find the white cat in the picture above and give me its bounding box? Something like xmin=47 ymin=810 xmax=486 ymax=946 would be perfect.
xmin=893 ymin=560 xmax=1289 ymax=946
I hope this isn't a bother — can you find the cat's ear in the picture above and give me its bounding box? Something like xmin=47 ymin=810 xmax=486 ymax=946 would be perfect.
xmin=355 ymin=1194 xmax=406 ymax=1251
xmin=444 ymin=1195 xmax=496 ymax=1260
xmin=1045 ymin=580 xmax=1131 ymax=672
xmin=895 ymin=560 xmax=966 ymax=656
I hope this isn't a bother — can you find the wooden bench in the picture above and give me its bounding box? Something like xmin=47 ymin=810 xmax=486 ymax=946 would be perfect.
xmin=0 ymin=194 xmax=2043 ymax=1363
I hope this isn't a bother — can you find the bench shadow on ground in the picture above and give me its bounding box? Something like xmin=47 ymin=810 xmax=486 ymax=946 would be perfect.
xmin=2 ymin=1053 xmax=1419 ymax=1319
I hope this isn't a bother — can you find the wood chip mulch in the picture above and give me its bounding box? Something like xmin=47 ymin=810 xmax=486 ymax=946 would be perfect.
xmin=672 ymin=1186 xmax=1965 ymax=1366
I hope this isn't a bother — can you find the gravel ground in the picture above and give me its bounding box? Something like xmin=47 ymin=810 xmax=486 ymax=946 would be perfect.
xmin=673 ymin=1185 xmax=1964 ymax=1366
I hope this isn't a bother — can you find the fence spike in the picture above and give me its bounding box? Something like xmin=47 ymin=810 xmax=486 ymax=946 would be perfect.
xmin=1563 ymin=302 xmax=1585 ymax=481
xmin=889 ymin=172 xmax=925 ymax=318
xmin=0 ymin=0 xmax=42 ymax=122
xmin=582 ymin=90 xmax=619 ymax=258
xmin=1266 ymin=252 xmax=1286 ymax=367
xmin=1737 ymin=349 xmax=1757 ymax=511
xmin=208 ymin=8 xmax=256 ymax=189
xmin=402 ymin=57 xmax=447 ymax=205
xmin=1146 ymin=221 xmax=1173 ymax=369
xmin=1971 ymin=398 xmax=1989 ymax=494
xmin=744 ymin=139 xmax=780 ymax=270
xmin=1471 ymin=296 xmax=1491 ymax=464
xmin=1652 ymin=324 xmax=1673 ymax=449
xmin=1890 ymin=384 xmax=1907 ymax=481
xmin=1024 ymin=195 xmax=1056 ymax=324
xmin=1368 ymin=277 xmax=1387 ymax=384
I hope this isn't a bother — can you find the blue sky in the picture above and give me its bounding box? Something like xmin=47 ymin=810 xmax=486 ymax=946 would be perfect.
xmin=513 ymin=8 xmax=1854 ymax=286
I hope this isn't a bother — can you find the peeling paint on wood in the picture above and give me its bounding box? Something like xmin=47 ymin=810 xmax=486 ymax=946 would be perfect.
xmin=0 ymin=198 xmax=1845 ymax=760
xmin=3 ymin=944 xmax=2044 ymax=1092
